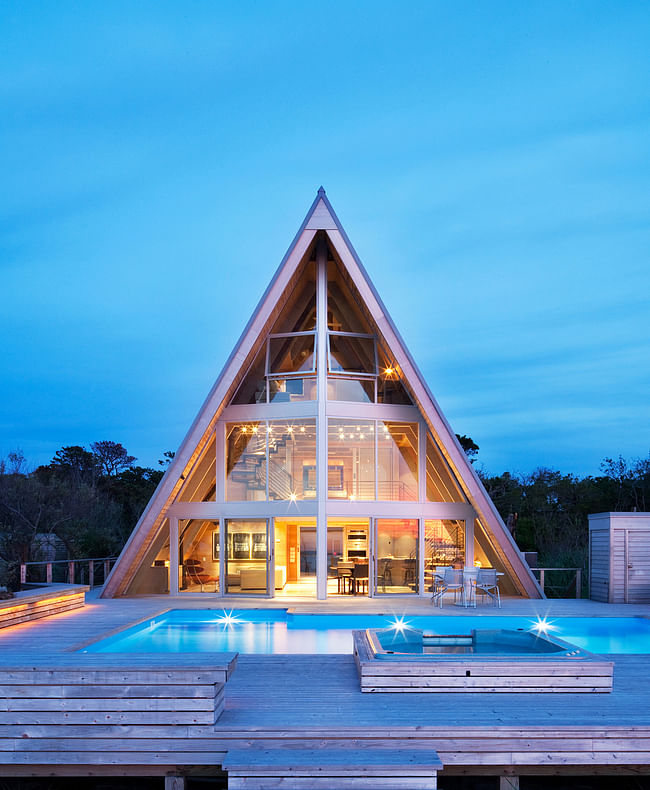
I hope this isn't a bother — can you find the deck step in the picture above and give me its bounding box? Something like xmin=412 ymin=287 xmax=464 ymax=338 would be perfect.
xmin=222 ymin=747 xmax=442 ymax=789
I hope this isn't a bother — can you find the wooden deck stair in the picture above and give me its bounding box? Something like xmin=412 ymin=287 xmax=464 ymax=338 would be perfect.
xmin=222 ymin=745 xmax=443 ymax=789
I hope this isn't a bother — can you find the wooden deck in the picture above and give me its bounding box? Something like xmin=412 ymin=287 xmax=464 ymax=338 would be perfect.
xmin=0 ymin=592 xmax=649 ymax=781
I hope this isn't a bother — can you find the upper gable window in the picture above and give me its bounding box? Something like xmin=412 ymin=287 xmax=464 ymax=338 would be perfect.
xmin=272 ymin=260 xmax=317 ymax=334
xmin=327 ymin=260 xmax=373 ymax=334
xmin=328 ymin=334 xmax=376 ymax=375
xmin=267 ymin=333 xmax=316 ymax=375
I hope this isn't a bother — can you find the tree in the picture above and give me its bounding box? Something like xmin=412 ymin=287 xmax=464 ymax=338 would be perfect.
xmin=90 ymin=441 xmax=136 ymax=477
xmin=48 ymin=446 xmax=98 ymax=488
xmin=455 ymin=434 xmax=479 ymax=462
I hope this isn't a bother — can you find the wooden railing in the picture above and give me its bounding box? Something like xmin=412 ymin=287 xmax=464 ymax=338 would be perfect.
xmin=530 ymin=567 xmax=583 ymax=599
xmin=20 ymin=557 xmax=118 ymax=588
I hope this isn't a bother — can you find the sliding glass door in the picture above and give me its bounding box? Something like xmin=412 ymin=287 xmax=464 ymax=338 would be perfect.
xmin=225 ymin=519 xmax=273 ymax=596
xmin=374 ymin=518 xmax=419 ymax=595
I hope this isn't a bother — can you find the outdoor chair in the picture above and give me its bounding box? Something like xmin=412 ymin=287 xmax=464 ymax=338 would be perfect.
xmin=431 ymin=567 xmax=466 ymax=608
xmin=474 ymin=568 xmax=501 ymax=607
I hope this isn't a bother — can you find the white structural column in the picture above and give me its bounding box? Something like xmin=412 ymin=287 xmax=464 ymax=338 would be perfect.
xmin=316 ymin=238 xmax=328 ymax=599
xmin=169 ymin=516 xmax=179 ymax=595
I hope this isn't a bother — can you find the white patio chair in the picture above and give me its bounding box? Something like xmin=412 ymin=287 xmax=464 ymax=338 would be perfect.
xmin=431 ymin=567 xmax=466 ymax=608
xmin=474 ymin=568 xmax=501 ymax=607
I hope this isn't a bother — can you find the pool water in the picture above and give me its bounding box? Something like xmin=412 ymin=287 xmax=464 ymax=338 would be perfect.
xmin=81 ymin=610 xmax=650 ymax=655
xmin=375 ymin=627 xmax=576 ymax=656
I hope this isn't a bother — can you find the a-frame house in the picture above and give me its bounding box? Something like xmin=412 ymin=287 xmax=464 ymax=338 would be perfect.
xmin=103 ymin=189 xmax=541 ymax=600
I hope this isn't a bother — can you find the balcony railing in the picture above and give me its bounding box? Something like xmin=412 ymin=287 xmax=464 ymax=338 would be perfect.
xmin=530 ymin=567 xmax=583 ymax=599
xmin=20 ymin=557 xmax=118 ymax=588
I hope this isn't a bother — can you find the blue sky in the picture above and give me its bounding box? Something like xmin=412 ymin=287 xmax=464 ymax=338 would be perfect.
xmin=1 ymin=1 xmax=649 ymax=476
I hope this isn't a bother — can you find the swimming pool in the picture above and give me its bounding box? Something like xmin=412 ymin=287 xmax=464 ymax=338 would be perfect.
xmin=81 ymin=609 xmax=650 ymax=655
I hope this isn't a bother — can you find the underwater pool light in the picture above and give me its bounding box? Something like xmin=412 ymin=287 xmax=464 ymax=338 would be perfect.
xmin=216 ymin=610 xmax=242 ymax=627
xmin=530 ymin=617 xmax=557 ymax=635
xmin=389 ymin=616 xmax=413 ymax=632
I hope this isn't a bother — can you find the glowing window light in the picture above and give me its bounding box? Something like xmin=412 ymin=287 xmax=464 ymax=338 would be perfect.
xmin=300 ymin=427 xmax=305 ymax=433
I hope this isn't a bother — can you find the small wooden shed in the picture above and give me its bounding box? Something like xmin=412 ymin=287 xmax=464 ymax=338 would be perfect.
xmin=589 ymin=512 xmax=650 ymax=603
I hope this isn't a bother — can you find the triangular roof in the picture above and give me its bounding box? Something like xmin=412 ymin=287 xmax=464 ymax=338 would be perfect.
xmin=103 ymin=189 xmax=541 ymax=598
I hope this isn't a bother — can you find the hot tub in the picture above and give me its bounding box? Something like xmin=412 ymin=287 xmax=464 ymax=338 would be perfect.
xmin=353 ymin=628 xmax=613 ymax=693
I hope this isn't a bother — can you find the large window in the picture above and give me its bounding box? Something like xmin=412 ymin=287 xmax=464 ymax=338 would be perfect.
xmin=226 ymin=422 xmax=266 ymax=501
xmin=327 ymin=419 xmax=375 ymax=500
xmin=425 ymin=433 xmax=467 ymax=503
xmin=268 ymin=334 xmax=316 ymax=375
xmin=225 ymin=420 xmax=316 ymax=502
xmin=328 ymin=334 xmax=376 ymax=375
xmin=425 ymin=519 xmax=465 ymax=567
xmin=268 ymin=419 xmax=316 ymax=500
xmin=377 ymin=422 xmax=418 ymax=501
xmin=176 ymin=435 xmax=216 ymax=502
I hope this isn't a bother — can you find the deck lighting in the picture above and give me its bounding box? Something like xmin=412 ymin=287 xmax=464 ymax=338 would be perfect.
xmin=287 ymin=426 xmax=293 ymax=433
xmin=289 ymin=492 xmax=297 ymax=502
xmin=384 ymin=367 xmax=395 ymax=376
xmin=252 ymin=426 xmax=258 ymax=434
xmin=300 ymin=426 xmax=305 ymax=432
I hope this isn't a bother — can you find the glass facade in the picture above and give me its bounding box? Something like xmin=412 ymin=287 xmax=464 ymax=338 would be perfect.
xmin=137 ymin=240 xmax=510 ymax=602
